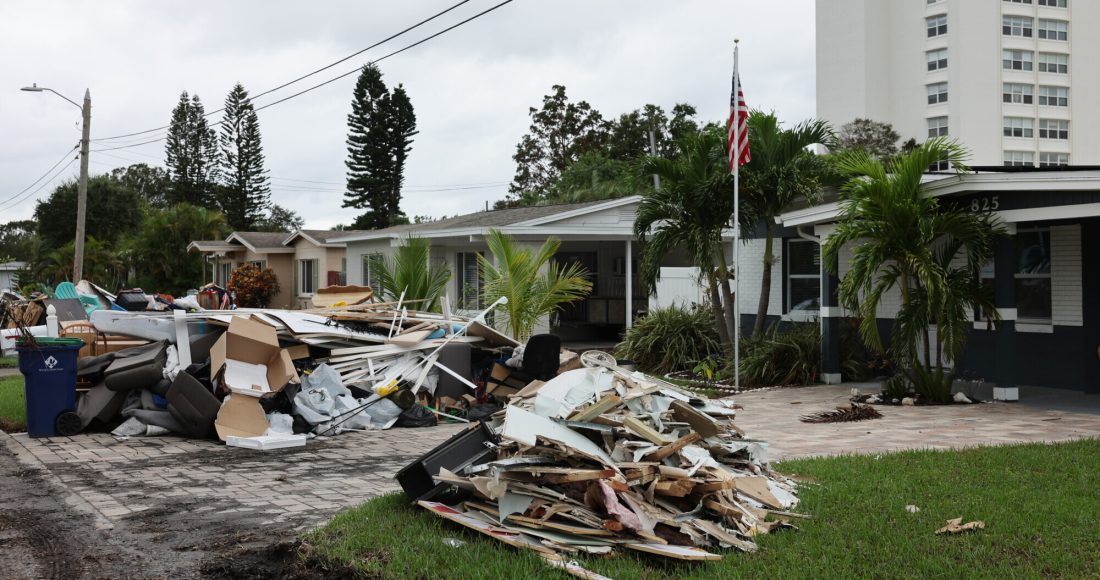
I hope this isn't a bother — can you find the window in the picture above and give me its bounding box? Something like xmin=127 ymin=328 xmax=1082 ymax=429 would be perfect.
xmin=927 ymin=0 xmax=942 ymax=4
xmin=1015 ymin=229 xmax=1052 ymax=323
xmin=1003 ymin=49 xmax=1034 ymax=71
xmin=246 ymin=260 xmax=266 ymax=270
xmin=1038 ymin=86 xmax=1069 ymax=106
xmin=1003 ymin=16 xmax=1033 ymax=37
xmin=298 ymin=259 xmax=317 ymax=294
xmin=1003 ymin=117 xmax=1034 ymax=138
xmin=1038 ymin=0 xmax=1066 ymax=7
xmin=926 ymin=14 xmax=947 ymax=37
xmin=927 ymin=116 xmax=949 ymax=138
xmin=1003 ymin=0 xmax=1033 ymax=3
xmin=457 ymin=251 xmax=483 ymax=309
xmin=928 ymin=158 xmax=950 ymax=172
xmin=1039 ymin=152 xmax=1070 ymax=167
xmin=786 ymin=239 xmax=820 ymax=312
xmin=1004 ymin=151 xmax=1035 ymax=167
xmin=926 ymin=48 xmax=948 ymax=71
xmin=1003 ymin=83 xmax=1034 ymax=104
xmin=1037 ymin=19 xmax=1068 ymax=41
xmin=361 ymin=253 xmax=383 ymax=295
xmin=219 ymin=262 xmax=233 ymax=286
xmin=1038 ymin=53 xmax=1069 ymax=74
xmin=1039 ymin=119 xmax=1069 ymax=140
xmin=927 ymin=82 xmax=948 ymax=104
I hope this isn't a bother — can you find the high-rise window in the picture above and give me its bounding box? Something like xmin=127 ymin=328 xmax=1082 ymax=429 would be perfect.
xmin=1003 ymin=16 xmax=1033 ymax=37
xmin=1003 ymin=0 xmax=1033 ymax=4
xmin=1038 ymin=86 xmax=1069 ymax=106
xmin=1038 ymin=119 xmax=1069 ymax=140
xmin=1003 ymin=83 xmax=1034 ymax=104
xmin=1004 ymin=151 xmax=1035 ymax=167
xmin=1038 ymin=53 xmax=1069 ymax=74
xmin=927 ymin=82 xmax=948 ymax=104
xmin=926 ymin=14 xmax=947 ymax=37
xmin=1039 ymin=152 xmax=1069 ymax=166
xmin=926 ymin=48 xmax=948 ymax=71
xmin=1003 ymin=117 xmax=1034 ymax=138
xmin=1003 ymin=50 xmax=1034 ymax=71
xmin=927 ymin=116 xmax=949 ymax=138
xmin=1038 ymin=19 xmax=1068 ymax=41
xmin=1038 ymin=0 xmax=1067 ymax=7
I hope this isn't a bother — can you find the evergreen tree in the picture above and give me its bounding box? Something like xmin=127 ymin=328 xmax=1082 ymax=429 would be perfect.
xmin=218 ymin=83 xmax=271 ymax=230
xmin=344 ymin=65 xmax=416 ymax=230
xmin=165 ymin=92 xmax=218 ymax=207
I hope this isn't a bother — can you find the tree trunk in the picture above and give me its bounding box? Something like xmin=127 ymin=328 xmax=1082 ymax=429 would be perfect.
xmin=753 ymin=223 xmax=775 ymax=336
xmin=714 ymin=248 xmax=738 ymax=343
xmin=707 ymin=268 xmax=731 ymax=345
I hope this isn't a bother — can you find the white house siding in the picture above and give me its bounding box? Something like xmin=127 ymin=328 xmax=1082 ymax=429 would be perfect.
xmin=1052 ymin=224 xmax=1083 ymax=327
xmin=344 ymin=239 xmax=395 ymax=292
xmin=735 ymin=238 xmax=786 ymax=318
xmin=835 ymin=241 xmax=904 ymax=319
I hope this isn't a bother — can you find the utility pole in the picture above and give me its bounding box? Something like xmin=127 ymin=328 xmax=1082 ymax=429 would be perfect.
xmin=75 ymin=89 xmax=91 ymax=282
xmin=648 ymin=129 xmax=660 ymax=191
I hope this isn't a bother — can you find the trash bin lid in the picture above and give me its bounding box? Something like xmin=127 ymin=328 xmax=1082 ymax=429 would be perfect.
xmin=16 ymin=337 xmax=84 ymax=348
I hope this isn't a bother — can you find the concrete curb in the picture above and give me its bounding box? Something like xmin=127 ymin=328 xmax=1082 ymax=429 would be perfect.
xmin=0 ymin=429 xmax=116 ymax=530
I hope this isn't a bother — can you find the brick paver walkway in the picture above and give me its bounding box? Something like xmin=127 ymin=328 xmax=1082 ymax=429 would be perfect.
xmin=4 ymin=385 xmax=1099 ymax=534
xmin=734 ymin=385 xmax=1100 ymax=460
xmin=2 ymin=424 xmax=465 ymax=531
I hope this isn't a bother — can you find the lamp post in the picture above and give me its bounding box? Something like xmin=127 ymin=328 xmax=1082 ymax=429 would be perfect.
xmin=22 ymin=83 xmax=91 ymax=282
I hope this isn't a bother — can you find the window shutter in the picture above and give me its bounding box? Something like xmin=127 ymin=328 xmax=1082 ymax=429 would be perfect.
xmin=312 ymin=259 xmax=319 ymax=294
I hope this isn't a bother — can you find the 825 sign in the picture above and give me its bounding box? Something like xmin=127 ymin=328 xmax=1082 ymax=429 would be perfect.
xmin=969 ymin=196 xmax=1000 ymax=212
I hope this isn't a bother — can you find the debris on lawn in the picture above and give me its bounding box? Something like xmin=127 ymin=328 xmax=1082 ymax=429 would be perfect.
xmin=906 ymin=505 xmax=920 ymax=513
xmin=398 ymin=350 xmax=800 ymax=565
xmin=935 ymin=517 xmax=985 ymax=535
xmin=799 ymin=403 xmax=883 ymax=424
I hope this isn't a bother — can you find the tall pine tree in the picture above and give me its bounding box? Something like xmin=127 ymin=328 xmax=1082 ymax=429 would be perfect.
xmin=165 ymin=92 xmax=218 ymax=207
xmin=218 ymin=83 xmax=271 ymax=230
xmin=344 ymin=65 xmax=416 ymax=230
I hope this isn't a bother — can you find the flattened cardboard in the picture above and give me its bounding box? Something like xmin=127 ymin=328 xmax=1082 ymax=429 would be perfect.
xmin=214 ymin=395 xmax=269 ymax=441
xmin=210 ymin=316 xmax=298 ymax=398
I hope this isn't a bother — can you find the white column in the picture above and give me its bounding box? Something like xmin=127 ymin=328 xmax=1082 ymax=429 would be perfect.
xmin=625 ymin=239 xmax=633 ymax=329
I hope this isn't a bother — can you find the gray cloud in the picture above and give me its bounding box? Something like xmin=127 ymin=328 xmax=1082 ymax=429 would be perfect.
xmin=0 ymin=0 xmax=814 ymax=228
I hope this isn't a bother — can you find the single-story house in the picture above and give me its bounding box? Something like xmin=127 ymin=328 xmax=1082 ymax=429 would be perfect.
xmin=188 ymin=229 xmax=367 ymax=309
xmin=753 ymin=168 xmax=1100 ymax=395
xmin=332 ymin=197 xmax=698 ymax=341
xmin=0 ymin=261 xmax=26 ymax=293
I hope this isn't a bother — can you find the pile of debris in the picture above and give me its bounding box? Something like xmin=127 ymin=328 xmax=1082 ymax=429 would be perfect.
xmin=398 ymin=352 xmax=800 ymax=566
xmin=7 ymin=285 xmax=529 ymax=446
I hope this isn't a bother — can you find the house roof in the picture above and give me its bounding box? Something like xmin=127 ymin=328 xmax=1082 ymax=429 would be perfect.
xmin=777 ymin=169 xmax=1100 ymax=229
xmin=331 ymin=197 xmax=640 ymax=243
xmin=282 ymin=229 xmax=371 ymax=247
xmin=225 ymin=231 xmax=296 ymax=253
xmin=187 ymin=240 xmax=239 ymax=253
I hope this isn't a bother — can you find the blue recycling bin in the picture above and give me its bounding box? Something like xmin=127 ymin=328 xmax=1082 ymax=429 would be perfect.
xmin=17 ymin=338 xmax=83 ymax=438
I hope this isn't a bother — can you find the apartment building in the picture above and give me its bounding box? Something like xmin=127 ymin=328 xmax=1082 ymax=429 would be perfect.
xmin=817 ymin=0 xmax=1100 ymax=168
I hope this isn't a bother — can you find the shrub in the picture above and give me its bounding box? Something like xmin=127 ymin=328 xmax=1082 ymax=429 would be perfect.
xmin=739 ymin=322 xmax=821 ymax=387
xmin=228 ymin=263 xmax=280 ymax=307
xmin=615 ymin=305 xmax=720 ymax=375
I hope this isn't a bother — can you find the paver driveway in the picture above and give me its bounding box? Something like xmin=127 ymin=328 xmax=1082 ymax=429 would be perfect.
xmin=733 ymin=384 xmax=1100 ymax=460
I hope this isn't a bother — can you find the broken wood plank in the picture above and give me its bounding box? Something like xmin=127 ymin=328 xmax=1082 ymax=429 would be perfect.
xmin=670 ymin=400 xmax=721 ymax=438
xmin=642 ymin=432 xmax=702 ymax=462
xmin=622 ymin=416 xmax=671 ymax=445
xmin=568 ymin=395 xmax=622 ymax=422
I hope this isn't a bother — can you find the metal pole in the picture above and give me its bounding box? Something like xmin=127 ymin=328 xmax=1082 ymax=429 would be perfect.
xmin=648 ymin=129 xmax=661 ymax=191
xmin=625 ymin=239 xmax=633 ymax=329
xmin=74 ymin=89 xmax=91 ymax=282
xmin=732 ymin=42 xmax=741 ymax=391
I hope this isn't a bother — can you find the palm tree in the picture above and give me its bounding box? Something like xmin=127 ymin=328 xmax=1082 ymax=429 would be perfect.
xmin=635 ymin=127 xmax=738 ymax=343
xmin=822 ymin=138 xmax=1003 ymax=402
xmin=370 ymin=236 xmax=451 ymax=311
xmin=478 ymin=229 xmax=592 ymax=342
xmin=740 ymin=112 xmax=835 ymax=336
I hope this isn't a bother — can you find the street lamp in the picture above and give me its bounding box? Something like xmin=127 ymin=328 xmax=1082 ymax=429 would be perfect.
xmin=22 ymin=83 xmax=92 ymax=283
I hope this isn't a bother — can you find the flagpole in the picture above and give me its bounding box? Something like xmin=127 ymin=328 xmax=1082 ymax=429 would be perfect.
xmin=732 ymin=39 xmax=741 ymax=392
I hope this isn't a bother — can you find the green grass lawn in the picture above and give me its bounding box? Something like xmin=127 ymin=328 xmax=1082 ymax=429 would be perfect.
xmin=305 ymin=439 xmax=1100 ymax=579
xmin=0 ymin=375 xmax=26 ymax=431
xmin=0 ymin=356 xmax=17 ymax=368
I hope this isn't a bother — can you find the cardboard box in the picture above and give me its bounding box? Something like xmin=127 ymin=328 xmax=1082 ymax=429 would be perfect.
xmin=210 ymin=316 xmax=298 ymax=398
xmin=211 ymin=316 xmax=299 ymax=442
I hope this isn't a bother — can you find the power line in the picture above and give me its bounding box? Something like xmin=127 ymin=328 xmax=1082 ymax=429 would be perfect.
xmin=0 ymin=156 xmax=79 ymax=214
xmin=0 ymin=145 xmax=78 ymax=208
xmin=90 ymin=0 xmax=476 ymax=143
xmin=88 ymin=0 xmax=516 ymax=154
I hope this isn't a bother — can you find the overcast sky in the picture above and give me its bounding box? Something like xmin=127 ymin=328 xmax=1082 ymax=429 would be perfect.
xmin=0 ymin=0 xmax=815 ymax=229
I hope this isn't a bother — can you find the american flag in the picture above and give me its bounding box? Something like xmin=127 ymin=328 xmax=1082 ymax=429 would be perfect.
xmin=728 ymin=72 xmax=750 ymax=173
